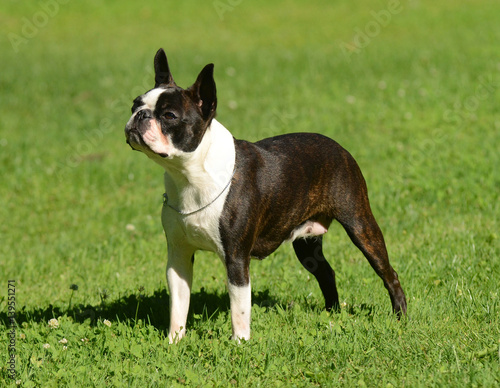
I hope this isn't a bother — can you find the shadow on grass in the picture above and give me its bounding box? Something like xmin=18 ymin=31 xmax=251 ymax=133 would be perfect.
xmin=0 ymin=288 xmax=280 ymax=332
xmin=346 ymin=303 xmax=376 ymax=318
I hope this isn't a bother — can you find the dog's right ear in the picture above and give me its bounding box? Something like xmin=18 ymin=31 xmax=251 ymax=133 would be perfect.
xmin=188 ymin=63 xmax=217 ymax=122
xmin=154 ymin=48 xmax=175 ymax=87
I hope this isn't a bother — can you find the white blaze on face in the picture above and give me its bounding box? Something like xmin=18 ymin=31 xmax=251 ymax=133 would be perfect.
xmin=141 ymin=88 xmax=165 ymax=109
xmin=134 ymin=88 xmax=174 ymax=157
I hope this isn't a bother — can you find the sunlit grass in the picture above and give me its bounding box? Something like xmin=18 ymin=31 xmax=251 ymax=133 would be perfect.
xmin=1 ymin=0 xmax=499 ymax=386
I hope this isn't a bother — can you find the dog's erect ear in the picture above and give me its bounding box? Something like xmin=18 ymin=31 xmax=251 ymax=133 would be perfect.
xmin=154 ymin=48 xmax=175 ymax=87
xmin=188 ymin=64 xmax=217 ymax=121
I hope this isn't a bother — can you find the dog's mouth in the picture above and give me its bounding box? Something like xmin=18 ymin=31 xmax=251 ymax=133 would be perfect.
xmin=125 ymin=138 xmax=135 ymax=150
xmin=125 ymin=130 xmax=142 ymax=151
xmin=125 ymin=133 xmax=169 ymax=158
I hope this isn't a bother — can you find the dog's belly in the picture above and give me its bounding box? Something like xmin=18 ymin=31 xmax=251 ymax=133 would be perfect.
xmin=249 ymin=220 xmax=328 ymax=259
xmin=287 ymin=221 xmax=328 ymax=241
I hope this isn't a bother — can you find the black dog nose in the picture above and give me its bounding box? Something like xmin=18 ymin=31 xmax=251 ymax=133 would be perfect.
xmin=136 ymin=109 xmax=152 ymax=121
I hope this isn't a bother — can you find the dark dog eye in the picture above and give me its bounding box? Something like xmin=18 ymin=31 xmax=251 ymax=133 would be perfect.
xmin=164 ymin=112 xmax=177 ymax=120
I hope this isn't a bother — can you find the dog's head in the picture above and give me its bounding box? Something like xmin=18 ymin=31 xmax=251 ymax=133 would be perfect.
xmin=125 ymin=49 xmax=217 ymax=161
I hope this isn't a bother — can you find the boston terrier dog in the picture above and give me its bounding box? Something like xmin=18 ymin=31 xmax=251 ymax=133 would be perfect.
xmin=125 ymin=49 xmax=407 ymax=342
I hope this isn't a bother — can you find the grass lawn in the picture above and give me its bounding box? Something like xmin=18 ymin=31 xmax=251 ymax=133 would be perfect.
xmin=1 ymin=0 xmax=499 ymax=386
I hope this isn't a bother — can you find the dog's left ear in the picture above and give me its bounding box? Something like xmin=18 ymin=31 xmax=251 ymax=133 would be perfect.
xmin=154 ymin=48 xmax=175 ymax=87
xmin=188 ymin=64 xmax=217 ymax=121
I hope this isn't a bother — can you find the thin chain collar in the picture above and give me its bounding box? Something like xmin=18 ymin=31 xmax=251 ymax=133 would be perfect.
xmin=163 ymin=167 xmax=236 ymax=216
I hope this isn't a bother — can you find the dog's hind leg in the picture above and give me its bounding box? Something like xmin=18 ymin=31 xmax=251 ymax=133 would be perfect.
xmin=338 ymin=211 xmax=407 ymax=317
xmin=293 ymin=237 xmax=340 ymax=311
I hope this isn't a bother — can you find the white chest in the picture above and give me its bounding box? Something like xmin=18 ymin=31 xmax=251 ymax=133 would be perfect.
xmin=159 ymin=119 xmax=235 ymax=257
xmin=161 ymin=193 xmax=227 ymax=255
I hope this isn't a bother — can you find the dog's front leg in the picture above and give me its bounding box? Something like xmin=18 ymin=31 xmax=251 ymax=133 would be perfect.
xmin=166 ymin=245 xmax=195 ymax=343
xmin=226 ymin=257 xmax=252 ymax=341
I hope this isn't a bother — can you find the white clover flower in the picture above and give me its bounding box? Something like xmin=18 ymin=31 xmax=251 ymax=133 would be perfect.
xmin=48 ymin=318 xmax=59 ymax=329
xmin=62 ymin=346 xmax=68 ymax=351
xmin=43 ymin=343 xmax=50 ymax=349
xmin=103 ymin=319 xmax=112 ymax=327
xmin=59 ymin=338 xmax=68 ymax=344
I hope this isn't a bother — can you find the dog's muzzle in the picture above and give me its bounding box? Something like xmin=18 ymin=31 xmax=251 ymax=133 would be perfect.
xmin=135 ymin=109 xmax=153 ymax=121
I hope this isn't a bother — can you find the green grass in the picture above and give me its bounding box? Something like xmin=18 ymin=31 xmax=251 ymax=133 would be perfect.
xmin=1 ymin=0 xmax=499 ymax=386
